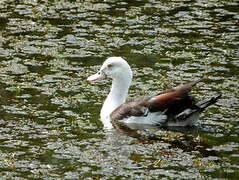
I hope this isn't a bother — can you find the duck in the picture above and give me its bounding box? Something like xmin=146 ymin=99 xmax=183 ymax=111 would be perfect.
xmin=87 ymin=57 xmax=221 ymax=129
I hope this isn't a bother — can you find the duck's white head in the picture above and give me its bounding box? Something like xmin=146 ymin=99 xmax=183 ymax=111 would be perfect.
xmin=87 ymin=57 xmax=133 ymax=129
xmin=87 ymin=57 xmax=133 ymax=82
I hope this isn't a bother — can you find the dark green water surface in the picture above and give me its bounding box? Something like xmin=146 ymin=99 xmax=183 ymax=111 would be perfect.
xmin=0 ymin=0 xmax=238 ymax=179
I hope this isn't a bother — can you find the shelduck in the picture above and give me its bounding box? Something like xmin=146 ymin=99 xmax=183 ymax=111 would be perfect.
xmin=87 ymin=57 xmax=221 ymax=129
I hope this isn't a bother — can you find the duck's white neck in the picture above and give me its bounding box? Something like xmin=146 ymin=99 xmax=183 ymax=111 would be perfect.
xmin=100 ymin=76 xmax=131 ymax=125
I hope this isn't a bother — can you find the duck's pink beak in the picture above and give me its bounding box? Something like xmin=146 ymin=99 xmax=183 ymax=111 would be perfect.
xmin=87 ymin=71 xmax=107 ymax=82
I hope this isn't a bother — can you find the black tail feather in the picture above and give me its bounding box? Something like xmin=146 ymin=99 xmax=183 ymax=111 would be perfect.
xmin=197 ymin=94 xmax=222 ymax=111
xmin=175 ymin=94 xmax=221 ymax=122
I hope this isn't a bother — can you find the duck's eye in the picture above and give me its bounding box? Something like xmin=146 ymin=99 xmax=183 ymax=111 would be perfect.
xmin=107 ymin=64 xmax=113 ymax=68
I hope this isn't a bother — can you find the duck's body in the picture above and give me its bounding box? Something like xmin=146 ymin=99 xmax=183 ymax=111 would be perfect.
xmin=110 ymin=86 xmax=221 ymax=127
xmin=87 ymin=57 xmax=221 ymax=129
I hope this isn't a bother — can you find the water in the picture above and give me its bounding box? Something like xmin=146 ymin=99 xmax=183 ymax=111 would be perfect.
xmin=0 ymin=0 xmax=238 ymax=179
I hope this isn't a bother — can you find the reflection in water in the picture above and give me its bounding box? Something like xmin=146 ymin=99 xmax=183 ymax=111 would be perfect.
xmin=112 ymin=121 xmax=217 ymax=157
xmin=0 ymin=0 xmax=238 ymax=179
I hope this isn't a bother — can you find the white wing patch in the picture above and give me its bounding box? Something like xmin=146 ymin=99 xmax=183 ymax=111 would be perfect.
xmin=119 ymin=111 xmax=167 ymax=125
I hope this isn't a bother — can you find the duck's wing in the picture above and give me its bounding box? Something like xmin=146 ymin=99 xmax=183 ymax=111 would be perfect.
xmin=110 ymin=80 xmax=201 ymax=122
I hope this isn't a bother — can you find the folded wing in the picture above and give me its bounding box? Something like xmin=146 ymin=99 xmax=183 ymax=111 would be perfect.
xmin=110 ymin=80 xmax=201 ymax=122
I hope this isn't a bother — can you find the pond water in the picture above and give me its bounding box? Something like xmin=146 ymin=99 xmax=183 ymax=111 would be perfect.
xmin=0 ymin=0 xmax=238 ymax=179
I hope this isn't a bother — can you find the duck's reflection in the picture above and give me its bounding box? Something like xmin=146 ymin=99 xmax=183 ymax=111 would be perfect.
xmin=110 ymin=121 xmax=217 ymax=157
